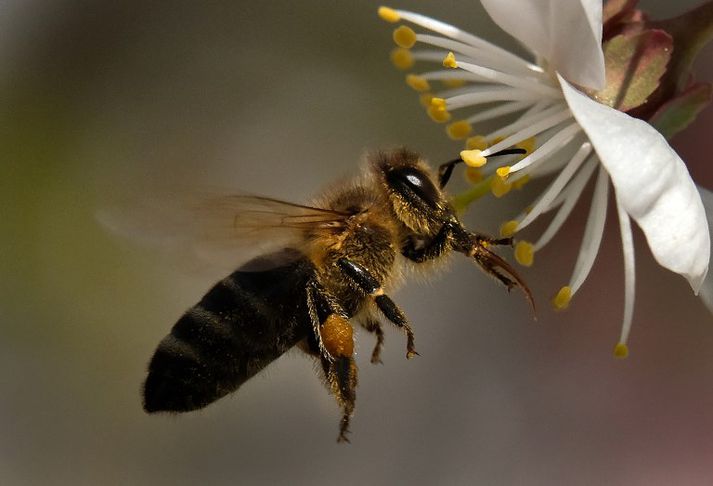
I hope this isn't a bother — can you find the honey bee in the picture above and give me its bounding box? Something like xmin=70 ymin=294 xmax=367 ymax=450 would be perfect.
xmin=142 ymin=148 xmax=532 ymax=442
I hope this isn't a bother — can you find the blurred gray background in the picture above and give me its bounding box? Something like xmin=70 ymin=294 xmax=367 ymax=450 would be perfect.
xmin=2 ymin=1 xmax=712 ymax=485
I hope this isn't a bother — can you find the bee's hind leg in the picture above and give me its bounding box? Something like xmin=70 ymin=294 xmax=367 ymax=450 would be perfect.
xmin=336 ymin=257 xmax=417 ymax=359
xmin=306 ymin=282 xmax=359 ymax=443
xmin=321 ymin=354 xmax=358 ymax=443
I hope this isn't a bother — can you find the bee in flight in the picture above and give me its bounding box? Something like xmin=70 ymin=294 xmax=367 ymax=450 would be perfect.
xmin=142 ymin=148 xmax=532 ymax=442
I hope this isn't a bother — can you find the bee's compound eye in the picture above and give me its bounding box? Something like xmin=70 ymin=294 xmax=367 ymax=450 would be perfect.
xmin=386 ymin=167 xmax=440 ymax=209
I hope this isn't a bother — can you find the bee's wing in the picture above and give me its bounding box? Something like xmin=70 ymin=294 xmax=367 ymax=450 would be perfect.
xmin=96 ymin=190 xmax=350 ymax=275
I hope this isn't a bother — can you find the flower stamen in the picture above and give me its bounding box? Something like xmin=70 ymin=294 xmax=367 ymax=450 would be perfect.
xmin=491 ymin=174 xmax=512 ymax=198
xmin=500 ymin=220 xmax=519 ymax=238
xmin=443 ymin=88 xmax=544 ymax=111
xmin=552 ymin=286 xmax=572 ymax=310
xmin=405 ymin=74 xmax=431 ymax=92
xmin=481 ymin=108 xmax=573 ymax=157
xmin=446 ymin=120 xmax=473 ymax=140
xmin=615 ymin=194 xmax=636 ymax=359
xmin=515 ymin=241 xmax=535 ymax=266
xmin=393 ymin=26 xmax=417 ymax=48
xmin=379 ymin=7 xmax=543 ymax=74
xmin=455 ymin=60 xmax=562 ymax=98
xmin=463 ymin=100 xmax=532 ymax=125
xmin=516 ymin=143 xmax=593 ymax=231
xmin=378 ymin=6 xmax=401 ymax=23
xmin=443 ymin=51 xmax=458 ymax=68
xmin=534 ymin=159 xmax=598 ymax=251
xmin=569 ymin=167 xmax=610 ymax=292
xmin=390 ymin=48 xmax=414 ymax=70
xmin=507 ymin=122 xmax=581 ymax=175
xmin=466 ymin=135 xmax=488 ymax=150
xmin=460 ymin=149 xmax=487 ymax=168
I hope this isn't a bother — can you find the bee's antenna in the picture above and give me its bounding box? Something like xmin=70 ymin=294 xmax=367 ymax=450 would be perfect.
xmin=437 ymin=158 xmax=463 ymax=189
xmin=438 ymin=148 xmax=527 ymax=189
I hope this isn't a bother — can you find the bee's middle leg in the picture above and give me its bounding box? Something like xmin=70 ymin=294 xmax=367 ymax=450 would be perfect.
xmin=336 ymin=257 xmax=417 ymax=359
xmin=361 ymin=318 xmax=385 ymax=364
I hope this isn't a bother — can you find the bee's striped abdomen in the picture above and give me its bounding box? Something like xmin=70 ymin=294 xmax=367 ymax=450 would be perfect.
xmin=143 ymin=252 xmax=314 ymax=413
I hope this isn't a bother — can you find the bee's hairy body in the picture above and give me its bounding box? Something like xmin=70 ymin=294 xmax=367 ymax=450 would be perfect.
xmin=143 ymin=149 xmax=530 ymax=442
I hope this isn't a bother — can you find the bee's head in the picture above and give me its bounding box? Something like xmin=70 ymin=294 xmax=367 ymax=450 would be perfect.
xmin=372 ymin=148 xmax=452 ymax=235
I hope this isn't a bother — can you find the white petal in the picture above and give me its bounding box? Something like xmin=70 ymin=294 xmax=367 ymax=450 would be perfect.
xmin=480 ymin=0 xmax=605 ymax=89
xmin=698 ymin=186 xmax=713 ymax=313
xmin=559 ymin=75 xmax=710 ymax=292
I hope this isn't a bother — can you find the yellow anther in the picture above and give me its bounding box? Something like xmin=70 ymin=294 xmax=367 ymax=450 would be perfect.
xmin=489 ymin=135 xmax=506 ymax=146
xmin=442 ymin=78 xmax=466 ymax=88
xmin=460 ymin=149 xmax=487 ymax=168
xmin=430 ymin=97 xmax=446 ymax=110
xmin=393 ymin=25 xmax=417 ymax=48
xmin=390 ymin=47 xmax=414 ymax=70
xmin=496 ymin=166 xmax=511 ymax=179
xmin=464 ymin=167 xmax=483 ymax=184
xmin=405 ymin=74 xmax=431 ymax=92
xmin=614 ymin=342 xmax=629 ymax=359
xmin=514 ymin=241 xmax=534 ymax=267
xmin=446 ymin=120 xmax=472 ymax=140
xmin=466 ymin=135 xmax=488 ymax=151
xmin=419 ymin=92 xmax=434 ymax=108
xmin=499 ymin=220 xmax=519 ymax=238
xmin=491 ymin=175 xmax=512 ymax=197
xmin=427 ymin=105 xmax=451 ymax=123
xmin=442 ymin=51 xmax=458 ymax=68
xmin=516 ymin=136 xmax=537 ymax=155
xmin=552 ymin=286 xmax=572 ymax=310
xmin=378 ymin=6 xmax=401 ymax=23
xmin=512 ymin=174 xmax=531 ymax=190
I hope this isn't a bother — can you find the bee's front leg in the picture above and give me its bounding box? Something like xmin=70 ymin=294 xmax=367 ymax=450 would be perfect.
xmin=336 ymin=257 xmax=418 ymax=359
xmin=401 ymin=220 xmax=456 ymax=263
xmin=453 ymin=232 xmax=535 ymax=312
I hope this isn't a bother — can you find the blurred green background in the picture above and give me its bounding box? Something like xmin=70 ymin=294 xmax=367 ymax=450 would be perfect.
xmin=2 ymin=1 xmax=712 ymax=485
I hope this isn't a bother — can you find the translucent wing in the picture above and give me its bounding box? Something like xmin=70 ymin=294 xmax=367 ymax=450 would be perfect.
xmin=97 ymin=189 xmax=350 ymax=275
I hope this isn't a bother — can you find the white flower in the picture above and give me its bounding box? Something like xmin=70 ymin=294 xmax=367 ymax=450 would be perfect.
xmin=699 ymin=187 xmax=713 ymax=313
xmin=379 ymin=1 xmax=710 ymax=356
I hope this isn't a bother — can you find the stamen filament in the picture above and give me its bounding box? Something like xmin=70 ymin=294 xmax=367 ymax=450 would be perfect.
xmin=516 ymin=142 xmax=592 ymax=230
xmin=445 ymin=88 xmax=544 ymax=110
xmin=419 ymin=70 xmax=483 ymax=82
xmin=486 ymin=102 xmax=564 ymax=141
xmin=436 ymin=85 xmax=495 ymax=101
xmin=534 ymin=159 xmax=598 ymax=251
xmin=393 ymin=9 xmax=541 ymax=71
xmin=414 ymin=34 xmax=545 ymax=77
xmin=481 ymin=108 xmax=574 ymax=157
xmin=456 ymin=61 xmax=562 ymax=98
xmin=508 ymin=122 xmax=582 ymax=174
xmin=616 ymin=194 xmax=636 ymax=352
xmin=568 ymin=165 xmax=610 ymax=294
xmin=465 ymin=100 xmax=531 ymax=124
xmin=411 ymin=49 xmax=465 ymax=63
